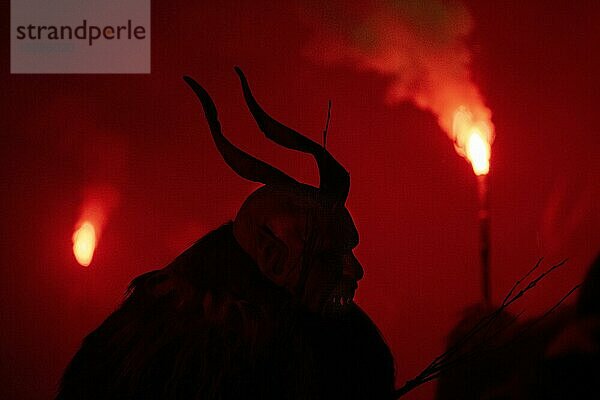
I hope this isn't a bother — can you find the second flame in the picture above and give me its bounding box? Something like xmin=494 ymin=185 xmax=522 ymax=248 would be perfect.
xmin=73 ymin=221 xmax=97 ymax=267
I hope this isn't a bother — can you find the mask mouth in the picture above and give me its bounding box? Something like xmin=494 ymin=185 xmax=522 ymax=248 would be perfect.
xmin=322 ymin=278 xmax=358 ymax=315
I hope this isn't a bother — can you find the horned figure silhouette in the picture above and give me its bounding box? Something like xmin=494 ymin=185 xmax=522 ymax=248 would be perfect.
xmin=57 ymin=68 xmax=395 ymax=400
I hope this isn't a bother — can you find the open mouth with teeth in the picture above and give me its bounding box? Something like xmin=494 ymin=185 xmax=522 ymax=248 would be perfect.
xmin=322 ymin=278 xmax=358 ymax=315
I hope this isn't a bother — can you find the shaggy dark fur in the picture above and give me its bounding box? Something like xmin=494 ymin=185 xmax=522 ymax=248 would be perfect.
xmin=57 ymin=223 xmax=395 ymax=399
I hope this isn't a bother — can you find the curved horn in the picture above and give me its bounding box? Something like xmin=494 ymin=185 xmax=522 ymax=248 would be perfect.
xmin=234 ymin=67 xmax=350 ymax=202
xmin=183 ymin=75 xmax=300 ymax=188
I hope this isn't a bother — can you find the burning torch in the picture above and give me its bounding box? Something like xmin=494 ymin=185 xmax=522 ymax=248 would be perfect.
xmin=453 ymin=107 xmax=493 ymax=306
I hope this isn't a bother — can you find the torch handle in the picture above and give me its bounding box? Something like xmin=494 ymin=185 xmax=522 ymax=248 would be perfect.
xmin=477 ymin=175 xmax=491 ymax=306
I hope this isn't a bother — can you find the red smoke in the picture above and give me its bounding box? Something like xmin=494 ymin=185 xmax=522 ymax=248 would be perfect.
xmin=302 ymin=0 xmax=494 ymax=168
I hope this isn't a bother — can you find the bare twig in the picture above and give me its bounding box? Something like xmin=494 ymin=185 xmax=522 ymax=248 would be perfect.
xmin=503 ymin=257 xmax=544 ymax=304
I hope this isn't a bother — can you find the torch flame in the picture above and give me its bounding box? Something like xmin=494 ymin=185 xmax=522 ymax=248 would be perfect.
xmin=452 ymin=106 xmax=493 ymax=176
xmin=466 ymin=129 xmax=490 ymax=175
xmin=73 ymin=221 xmax=96 ymax=267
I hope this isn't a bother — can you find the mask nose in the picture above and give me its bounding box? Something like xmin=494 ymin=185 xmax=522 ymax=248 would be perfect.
xmin=343 ymin=253 xmax=364 ymax=281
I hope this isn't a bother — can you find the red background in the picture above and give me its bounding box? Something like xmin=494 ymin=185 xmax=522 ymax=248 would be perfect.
xmin=1 ymin=1 xmax=598 ymax=399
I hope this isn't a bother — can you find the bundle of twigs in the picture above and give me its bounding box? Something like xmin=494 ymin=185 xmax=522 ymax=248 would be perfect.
xmin=393 ymin=258 xmax=581 ymax=398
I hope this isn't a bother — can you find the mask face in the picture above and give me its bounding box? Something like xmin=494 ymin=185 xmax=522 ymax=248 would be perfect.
xmin=300 ymin=204 xmax=363 ymax=315
xmin=233 ymin=187 xmax=363 ymax=314
xmin=184 ymin=68 xmax=358 ymax=315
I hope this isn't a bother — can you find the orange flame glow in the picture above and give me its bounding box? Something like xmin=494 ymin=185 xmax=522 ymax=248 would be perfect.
xmin=452 ymin=106 xmax=493 ymax=176
xmin=71 ymin=185 xmax=119 ymax=267
xmin=73 ymin=221 xmax=97 ymax=267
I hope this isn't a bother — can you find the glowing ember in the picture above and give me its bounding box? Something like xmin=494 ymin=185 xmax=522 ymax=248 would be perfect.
xmin=452 ymin=106 xmax=493 ymax=176
xmin=73 ymin=221 xmax=97 ymax=267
